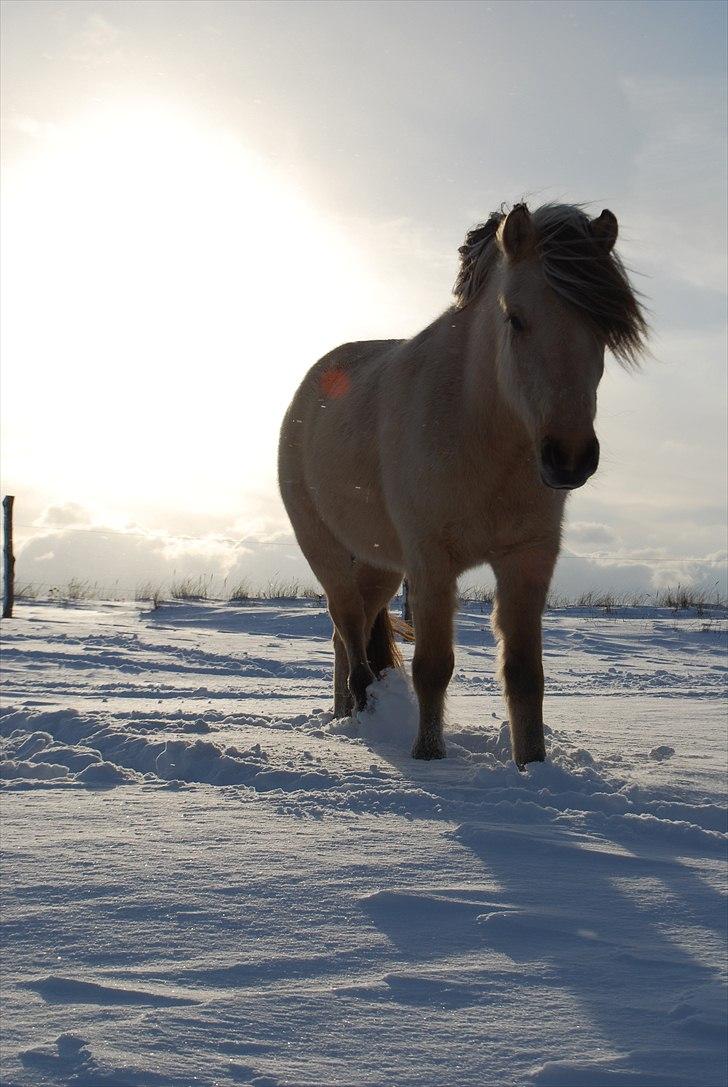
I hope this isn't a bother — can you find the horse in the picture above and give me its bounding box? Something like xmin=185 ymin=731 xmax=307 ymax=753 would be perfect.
xmin=278 ymin=202 xmax=646 ymax=765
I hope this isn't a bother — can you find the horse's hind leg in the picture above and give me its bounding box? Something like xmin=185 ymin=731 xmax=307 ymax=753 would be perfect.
xmin=409 ymin=568 xmax=458 ymax=759
xmin=309 ymin=559 xmax=375 ymax=713
xmin=330 ymin=565 xmax=401 ymax=715
xmin=333 ymin=631 xmax=353 ymax=717
xmin=491 ymin=547 xmax=557 ymax=768
xmin=282 ymin=490 xmax=375 ymax=713
xmin=327 ymin=585 xmax=375 ymax=713
xmin=355 ymin=564 xmax=404 ymax=675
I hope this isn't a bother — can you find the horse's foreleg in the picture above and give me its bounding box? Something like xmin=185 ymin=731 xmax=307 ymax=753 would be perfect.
xmin=410 ymin=576 xmax=457 ymax=759
xmin=491 ymin=548 xmax=557 ymax=768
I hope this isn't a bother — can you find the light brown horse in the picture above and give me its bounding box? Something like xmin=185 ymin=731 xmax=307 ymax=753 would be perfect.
xmin=278 ymin=203 xmax=646 ymax=765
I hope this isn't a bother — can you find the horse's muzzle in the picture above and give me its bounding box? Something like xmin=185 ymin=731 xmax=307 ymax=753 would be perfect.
xmin=540 ymin=435 xmax=600 ymax=490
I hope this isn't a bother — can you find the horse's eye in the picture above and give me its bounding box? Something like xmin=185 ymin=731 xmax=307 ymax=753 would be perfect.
xmin=507 ymin=314 xmax=525 ymax=333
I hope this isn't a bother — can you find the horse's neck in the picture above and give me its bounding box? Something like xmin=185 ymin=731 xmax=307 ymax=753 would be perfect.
xmin=398 ymin=297 xmax=529 ymax=465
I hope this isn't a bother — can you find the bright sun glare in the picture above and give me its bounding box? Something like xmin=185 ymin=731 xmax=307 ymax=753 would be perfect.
xmin=1 ymin=102 xmax=387 ymax=522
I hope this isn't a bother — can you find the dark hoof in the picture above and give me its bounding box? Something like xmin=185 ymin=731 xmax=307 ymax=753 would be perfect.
xmin=349 ymin=664 xmax=376 ymax=713
xmin=412 ymin=735 xmax=447 ymax=760
xmin=515 ymin=748 xmax=546 ymax=771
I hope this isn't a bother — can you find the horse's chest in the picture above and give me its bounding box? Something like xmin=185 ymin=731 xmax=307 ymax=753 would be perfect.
xmin=446 ymin=484 xmax=558 ymax=568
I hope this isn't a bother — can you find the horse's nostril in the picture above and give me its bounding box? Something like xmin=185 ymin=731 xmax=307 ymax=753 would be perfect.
xmin=541 ymin=438 xmax=560 ymax=470
xmin=540 ymin=435 xmax=599 ymax=489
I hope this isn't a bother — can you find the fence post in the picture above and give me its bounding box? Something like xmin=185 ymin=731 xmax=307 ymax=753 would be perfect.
xmin=401 ymin=577 xmax=411 ymax=623
xmin=2 ymin=495 xmax=15 ymax=619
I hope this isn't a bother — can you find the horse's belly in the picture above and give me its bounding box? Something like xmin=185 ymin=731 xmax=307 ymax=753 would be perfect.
xmin=314 ymin=481 xmax=404 ymax=570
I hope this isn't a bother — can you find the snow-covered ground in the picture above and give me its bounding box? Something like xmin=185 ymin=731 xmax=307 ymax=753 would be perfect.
xmin=1 ymin=599 xmax=726 ymax=1087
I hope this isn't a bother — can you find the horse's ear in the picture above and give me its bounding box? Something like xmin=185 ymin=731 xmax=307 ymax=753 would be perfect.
xmin=590 ymin=209 xmax=618 ymax=253
xmin=497 ymin=204 xmax=535 ymax=260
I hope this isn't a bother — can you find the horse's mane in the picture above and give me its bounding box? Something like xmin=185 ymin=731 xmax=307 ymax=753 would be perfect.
xmin=453 ymin=203 xmax=648 ymax=366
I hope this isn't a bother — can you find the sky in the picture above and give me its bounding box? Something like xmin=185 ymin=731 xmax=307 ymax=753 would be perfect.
xmin=1 ymin=0 xmax=726 ymax=599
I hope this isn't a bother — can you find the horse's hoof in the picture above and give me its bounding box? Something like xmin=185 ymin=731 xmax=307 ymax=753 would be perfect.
xmin=412 ymin=735 xmax=447 ymax=760
xmin=515 ymin=748 xmax=546 ymax=771
xmin=350 ymin=665 xmax=376 ymax=713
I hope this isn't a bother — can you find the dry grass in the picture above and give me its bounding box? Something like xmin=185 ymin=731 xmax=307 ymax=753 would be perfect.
xmin=261 ymin=576 xmax=301 ymax=600
xmin=457 ymin=584 xmax=495 ymax=609
xmin=135 ymin=582 xmax=164 ymax=609
xmin=14 ymin=582 xmax=39 ymax=600
xmin=8 ymin=572 xmax=726 ymax=613
xmin=571 ymin=590 xmax=650 ymax=612
xmin=456 ymin=585 xmax=726 ymax=615
xmin=301 ymin=585 xmax=325 ymax=601
xmin=169 ymin=576 xmax=210 ymax=601
xmin=228 ymin=579 xmax=251 ymax=604
xmin=53 ymin=578 xmax=100 ymax=602
xmin=549 ymin=587 xmax=725 ymax=613
xmin=654 ymin=584 xmax=715 ymax=614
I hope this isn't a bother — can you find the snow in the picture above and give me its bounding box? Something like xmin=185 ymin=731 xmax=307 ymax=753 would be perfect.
xmin=1 ymin=599 xmax=726 ymax=1087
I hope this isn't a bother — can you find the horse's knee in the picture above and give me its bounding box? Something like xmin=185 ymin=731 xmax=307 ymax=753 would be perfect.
xmin=412 ymin=648 xmax=455 ymax=697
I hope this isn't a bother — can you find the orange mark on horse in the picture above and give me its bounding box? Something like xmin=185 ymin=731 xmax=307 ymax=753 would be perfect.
xmin=321 ymin=368 xmax=351 ymax=399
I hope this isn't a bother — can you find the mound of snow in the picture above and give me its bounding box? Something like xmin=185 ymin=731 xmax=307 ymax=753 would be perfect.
xmin=327 ymin=668 xmax=419 ymax=751
xmin=0 ymin=758 xmax=68 ymax=781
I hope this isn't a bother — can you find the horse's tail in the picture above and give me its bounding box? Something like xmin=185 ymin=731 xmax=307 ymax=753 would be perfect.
xmin=367 ymin=609 xmax=409 ymax=676
xmin=390 ymin=615 xmax=415 ymax=643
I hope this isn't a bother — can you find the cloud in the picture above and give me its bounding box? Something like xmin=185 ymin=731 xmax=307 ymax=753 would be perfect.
xmin=15 ymin=523 xmax=319 ymax=597
xmin=620 ymin=75 xmax=727 ymax=296
xmin=41 ymin=502 xmax=91 ymax=528
xmin=566 ymin=522 xmax=619 ymax=549
xmin=552 ymin=549 xmax=727 ymax=598
xmin=17 ymin=527 xmax=225 ymax=594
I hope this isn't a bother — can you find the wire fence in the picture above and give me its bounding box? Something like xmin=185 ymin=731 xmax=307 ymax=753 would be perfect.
xmin=10 ymin=519 xmax=723 ymax=567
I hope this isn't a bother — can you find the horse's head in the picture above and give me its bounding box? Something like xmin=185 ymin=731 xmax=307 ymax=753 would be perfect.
xmin=495 ymin=204 xmax=613 ymax=489
xmin=456 ymin=203 xmax=647 ymax=490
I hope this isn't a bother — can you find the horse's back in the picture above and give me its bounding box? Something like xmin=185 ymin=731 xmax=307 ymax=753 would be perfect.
xmin=301 ymin=338 xmax=403 ymax=393
xmin=280 ymin=337 xmax=402 ymax=444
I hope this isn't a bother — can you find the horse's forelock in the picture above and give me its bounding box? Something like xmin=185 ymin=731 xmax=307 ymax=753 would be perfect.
xmin=453 ymin=212 xmax=504 ymax=305
xmin=454 ymin=202 xmax=648 ymax=367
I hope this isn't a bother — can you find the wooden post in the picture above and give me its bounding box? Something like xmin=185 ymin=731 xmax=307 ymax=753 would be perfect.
xmin=401 ymin=576 xmax=412 ymax=623
xmin=2 ymin=495 xmax=15 ymax=619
